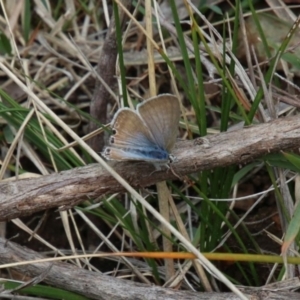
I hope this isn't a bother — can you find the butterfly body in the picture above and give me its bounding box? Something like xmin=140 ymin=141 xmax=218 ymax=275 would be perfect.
xmin=102 ymin=94 xmax=180 ymax=164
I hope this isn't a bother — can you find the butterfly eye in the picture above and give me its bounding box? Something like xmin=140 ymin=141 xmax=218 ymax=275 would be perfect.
xmin=112 ymin=129 xmax=117 ymax=134
xmin=168 ymin=154 xmax=177 ymax=163
xmin=104 ymin=148 xmax=111 ymax=155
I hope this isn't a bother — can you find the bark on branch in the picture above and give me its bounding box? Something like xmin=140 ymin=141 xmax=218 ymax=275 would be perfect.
xmin=0 ymin=237 xmax=233 ymax=300
xmin=1 ymin=115 xmax=300 ymax=221
xmin=0 ymin=237 xmax=298 ymax=299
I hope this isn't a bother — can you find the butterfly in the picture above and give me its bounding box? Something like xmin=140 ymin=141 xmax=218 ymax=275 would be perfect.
xmin=102 ymin=94 xmax=180 ymax=165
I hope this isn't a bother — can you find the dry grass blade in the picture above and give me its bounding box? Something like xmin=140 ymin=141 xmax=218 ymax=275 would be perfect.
xmin=0 ymin=109 xmax=35 ymax=180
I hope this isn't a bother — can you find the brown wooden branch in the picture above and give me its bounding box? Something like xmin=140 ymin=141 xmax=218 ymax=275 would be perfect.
xmin=1 ymin=115 xmax=300 ymax=222
xmin=0 ymin=237 xmax=232 ymax=300
xmin=0 ymin=237 xmax=298 ymax=300
xmin=89 ymin=0 xmax=132 ymax=152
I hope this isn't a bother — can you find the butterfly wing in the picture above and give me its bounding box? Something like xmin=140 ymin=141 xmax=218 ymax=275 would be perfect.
xmin=109 ymin=108 xmax=153 ymax=148
xmin=137 ymin=94 xmax=180 ymax=152
xmin=103 ymin=147 xmax=169 ymax=162
xmin=102 ymin=108 xmax=169 ymax=162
